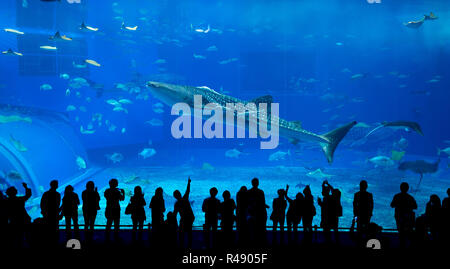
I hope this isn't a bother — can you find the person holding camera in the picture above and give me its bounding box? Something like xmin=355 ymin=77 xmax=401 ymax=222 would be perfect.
xmin=104 ymin=178 xmax=125 ymax=239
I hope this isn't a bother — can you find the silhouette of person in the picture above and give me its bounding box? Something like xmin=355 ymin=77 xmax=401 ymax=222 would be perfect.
xmin=425 ymin=194 xmax=442 ymax=242
xmin=104 ymin=178 xmax=125 ymax=239
xmin=40 ymin=180 xmax=61 ymax=241
xmin=61 ymin=185 xmax=80 ymax=237
xmin=236 ymin=186 xmax=248 ymax=244
xmin=0 ymin=190 xmax=6 ymax=233
xmin=302 ymin=185 xmax=315 ymax=244
xmin=5 ymin=183 xmax=31 ymax=247
xmin=220 ymin=190 xmax=236 ymax=247
xmin=202 ymin=187 xmax=220 ymax=248
xmin=353 ymin=180 xmax=373 ymax=239
xmin=173 ymin=177 xmax=195 ymax=248
xmin=130 ymin=186 xmax=146 ymax=240
xmin=318 ymin=180 xmax=332 ymax=242
xmin=165 ymin=211 xmax=178 ymax=248
xmin=442 ymin=188 xmax=450 ymax=242
xmin=247 ymin=178 xmax=269 ymax=246
xmin=318 ymin=180 xmax=341 ymax=244
xmin=150 ymin=187 xmax=165 ymax=232
xmin=82 ymin=181 xmax=100 ymax=232
xmin=328 ymin=183 xmax=342 ymax=244
xmin=285 ymin=185 xmax=304 ymax=243
xmin=270 ymin=187 xmax=287 ymax=245
xmin=390 ymin=182 xmax=417 ymax=247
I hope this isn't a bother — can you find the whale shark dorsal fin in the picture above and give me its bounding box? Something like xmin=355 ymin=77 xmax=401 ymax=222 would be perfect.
xmin=197 ymin=86 xmax=212 ymax=90
xmin=7 ymin=48 xmax=13 ymax=53
xmin=250 ymin=95 xmax=273 ymax=105
xmin=197 ymin=86 xmax=222 ymax=95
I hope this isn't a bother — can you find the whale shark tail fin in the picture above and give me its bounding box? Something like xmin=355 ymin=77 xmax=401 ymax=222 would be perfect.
xmin=320 ymin=121 xmax=357 ymax=164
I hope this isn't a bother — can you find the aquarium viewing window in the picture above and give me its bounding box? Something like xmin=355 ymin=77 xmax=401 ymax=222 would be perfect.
xmin=0 ymin=0 xmax=449 ymax=260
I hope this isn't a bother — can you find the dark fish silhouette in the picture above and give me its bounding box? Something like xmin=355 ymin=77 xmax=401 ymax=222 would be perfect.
xmin=398 ymin=159 xmax=439 ymax=191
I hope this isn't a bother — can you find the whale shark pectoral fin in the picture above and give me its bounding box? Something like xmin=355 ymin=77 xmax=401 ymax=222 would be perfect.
xmin=320 ymin=121 xmax=357 ymax=164
xmin=290 ymin=121 xmax=302 ymax=129
xmin=413 ymin=124 xmax=424 ymax=136
xmin=415 ymin=128 xmax=424 ymax=136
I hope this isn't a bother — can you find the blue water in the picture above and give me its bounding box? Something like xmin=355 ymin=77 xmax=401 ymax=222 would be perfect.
xmin=0 ymin=0 xmax=449 ymax=229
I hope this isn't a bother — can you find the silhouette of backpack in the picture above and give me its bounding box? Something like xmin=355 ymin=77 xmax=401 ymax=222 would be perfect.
xmin=125 ymin=202 xmax=134 ymax=215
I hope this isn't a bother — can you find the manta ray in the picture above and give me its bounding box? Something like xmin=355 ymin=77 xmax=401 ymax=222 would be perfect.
xmin=365 ymin=121 xmax=423 ymax=138
xmin=2 ymin=48 xmax=22 ymax=56
xmin=398 ymin=159 xmax=439 ymax=191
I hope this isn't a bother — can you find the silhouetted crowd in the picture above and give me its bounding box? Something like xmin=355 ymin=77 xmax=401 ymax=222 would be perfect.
xmin=0 ymin=177 xmax=449 ymax=249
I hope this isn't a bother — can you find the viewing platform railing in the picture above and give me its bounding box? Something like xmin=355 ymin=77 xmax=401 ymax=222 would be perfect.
xmin=56 ymin=224 xmax=399 ymax=232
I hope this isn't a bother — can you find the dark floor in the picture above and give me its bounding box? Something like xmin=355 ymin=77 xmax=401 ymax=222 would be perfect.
xmin=2 ymin=228 xmax=448 ymax=266
xmin=0 ymin=228 xmax=425 ymax=250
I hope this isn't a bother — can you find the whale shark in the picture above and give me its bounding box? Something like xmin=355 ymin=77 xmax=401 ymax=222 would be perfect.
xmin=146 ymin=81 xmax=356 ymax=163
